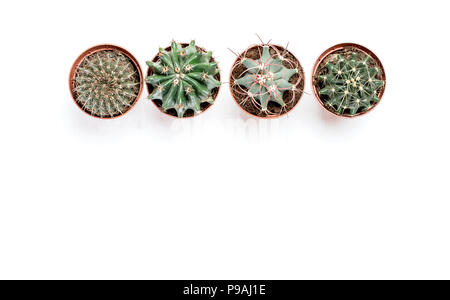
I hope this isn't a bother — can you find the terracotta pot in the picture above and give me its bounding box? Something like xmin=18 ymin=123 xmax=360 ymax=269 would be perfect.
xmin=146 ymin=43 xmax=221 ymax=119
xmin=311 ymin=43 xmax=386 ymax=118
xmin=229 ymin=44 xmax=305 ymax=119
xmin=69 ymin=44 xmax=144 ymax=119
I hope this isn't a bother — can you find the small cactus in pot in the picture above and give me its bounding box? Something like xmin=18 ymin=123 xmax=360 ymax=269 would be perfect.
xmin=69 ymin=45 xmax=143 ymax=118
xmin=146 ymin=40 xmax=221 ymax=118
xmin=312 ymin=43 xmax=386 ymax=117
xmin=229 ymin=42 xmax=304 ymax=118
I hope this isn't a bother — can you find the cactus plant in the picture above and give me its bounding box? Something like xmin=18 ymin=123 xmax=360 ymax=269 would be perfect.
xmin=146 ymin=40 xmax=221 ymax=118
xmin=72 ymin=49 xmax=141 ymax=118
xmin=313 ymin=46 xmax=386 ymax=117
xmin=230 ymin=44 xmax=304 ymax=117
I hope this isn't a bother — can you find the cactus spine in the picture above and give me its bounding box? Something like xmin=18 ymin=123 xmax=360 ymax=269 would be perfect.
xmin=318 ymin=53 xmax=385 ymax=116
xmin=147 ymin=40 xmax=221 ymax=118
xmin=73 ymin=50 xmax=140 ymax=118
xmin=233 ymin=45 xmax=299 ymax=114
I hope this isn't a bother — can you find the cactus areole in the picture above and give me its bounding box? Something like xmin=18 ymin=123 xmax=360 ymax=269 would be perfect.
xmin=230 ymin=44 xmax=304 ymax=118
xmin=69 ymin=45 xmax=143 ymax=118
xmin=146 ymin=41 xmax=221 ymax=118
xmin=312 ymin=44 xmax=386 ymax=117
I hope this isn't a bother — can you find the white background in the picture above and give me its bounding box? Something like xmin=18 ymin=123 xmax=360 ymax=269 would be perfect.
xmin=0 ymin=0 xmax=449 ymax=280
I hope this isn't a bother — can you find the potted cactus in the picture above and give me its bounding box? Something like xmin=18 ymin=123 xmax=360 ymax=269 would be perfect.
xmin=312 ymin=43 xmax=386 ymax=117
xmin=69 ymin=45 xmax=144 ymax=118
xmin=146 ymin=40 xmax=221 ymax=118
xmin=229 ymin=43 xmax=304 ymax=118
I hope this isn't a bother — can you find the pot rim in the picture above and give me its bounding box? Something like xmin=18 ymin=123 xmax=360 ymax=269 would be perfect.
xmin=229 ymin=43 xmax=305 ymax=119
xmin=311 ymin=43 xmax=386 ymax=118
xmin=146 ymin=42 xmax=222 ymax=119
xmin=68 ymin=44 xmax=144 ymax=120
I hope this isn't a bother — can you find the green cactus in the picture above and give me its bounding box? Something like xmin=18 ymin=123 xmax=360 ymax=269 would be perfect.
xmin=317 ymin=53 xmax=385 ymax=116
xmin=234 ymin=45 xmax=298 ymax=112
xmin=73 ymin=50 xmax=140 ymax=118
xmin=146 ymin=40 xmax=221 ymax=118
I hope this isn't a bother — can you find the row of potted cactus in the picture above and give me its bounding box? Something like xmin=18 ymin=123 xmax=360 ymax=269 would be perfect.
xmin=69 ymin=40 xmax=386 ymax=119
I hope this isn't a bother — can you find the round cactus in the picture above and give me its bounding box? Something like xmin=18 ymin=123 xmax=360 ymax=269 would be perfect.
xmin=315 ymin=47 xmax=385 ymax=116
xmin=230 ymin=44 xmax=304 ymax=118
xmin=147 ymin=40 xmax=221 ymax=118
xmin=72 ymin=50 xmax=141 ymax=118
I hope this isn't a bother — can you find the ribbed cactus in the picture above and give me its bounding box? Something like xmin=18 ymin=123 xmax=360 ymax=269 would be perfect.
xmin=147 ymin=40 xmax=221 ymax=117
xmin=234 ymin=45 xmax=298 ymax=112
xmin=73 ymin=50 xmax=140 ymax=118
xmin=318 ymin=53 xmax=385 ymax=116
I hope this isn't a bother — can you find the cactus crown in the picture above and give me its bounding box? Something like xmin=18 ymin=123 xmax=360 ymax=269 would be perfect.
xmin=317 ymin=52 xmax=385 ymax=116
xmin=147 ymin=40 xmax=221 ymax=118
xmin=73 ymin=50 xmax=140 ymax=118
xmin=232 ymin=45 xmax=301 ymax=116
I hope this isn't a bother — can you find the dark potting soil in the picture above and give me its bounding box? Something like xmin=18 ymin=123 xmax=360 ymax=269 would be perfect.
xmin=230 ymin=45 xmax=305 ymax=118
xmin=312 ymin=46 xmax=385 ymax=116
xmin=147 ymin=45 xmax=221 ymax=118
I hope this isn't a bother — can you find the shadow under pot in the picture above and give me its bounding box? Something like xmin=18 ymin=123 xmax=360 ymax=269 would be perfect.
xmin=312 ymin=43 xmax=386 ymax=118
xmin=69 ymin=44 xmax=144 ymax=119
xmin=146 ymin=40 xmax=221 ymax=118
xmin=229 ymin=44 xmax=305 ymax=118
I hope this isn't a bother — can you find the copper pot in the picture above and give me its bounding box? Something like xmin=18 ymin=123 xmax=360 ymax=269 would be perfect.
xmin=69 ymin=44 xmax=144 ymax=119
xmin=311 ymin=43 xmax=386 ymax=118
